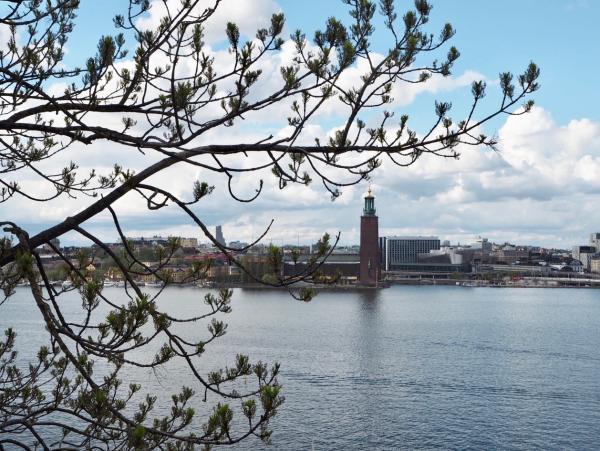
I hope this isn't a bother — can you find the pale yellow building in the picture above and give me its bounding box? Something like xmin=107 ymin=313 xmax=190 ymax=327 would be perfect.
xmin=179 ymin=237 xmax=198 ymax=248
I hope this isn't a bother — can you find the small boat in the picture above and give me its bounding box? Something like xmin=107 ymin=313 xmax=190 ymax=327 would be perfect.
xmin=145 ymin=281 xmax=164 ymax=288
xmin=61 ymin=280 xmax=72 ymax=290
xmin=461 ymin=281 xmax=478 ymax=287
xmin=195 ymin=280 xmax=212 ymax=288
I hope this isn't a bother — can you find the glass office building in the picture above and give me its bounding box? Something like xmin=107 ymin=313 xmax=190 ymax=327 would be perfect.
xmin=381 ymin=236 xmax=441 ymax=270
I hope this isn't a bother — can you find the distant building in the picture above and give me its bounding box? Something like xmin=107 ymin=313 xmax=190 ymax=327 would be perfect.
xmin=37 ymin=237 xmax=61 ymax=255
xmin=282 ymin=190 xmax=375 ymax=285
xmin=572 ymin=245 xmax=597 ymax=271
xmin=590 ymin=258 xmax=600 ymax=274
xmin=126 ymin=235 xmax=197 ymax=248
xmin=492 ymin=246 xmax=529 ymax=265
xmin=381 ymin=236 xmax=440 ymax=270
xmin=283 ymin=253 xmax=360 ymax=284
xmin=590 ymin=233 xmax=600 ymax=251
xmin=215 ymin=225 xmax=226 ymax=246
xmin=547 ymin=260 xmax=583 ymax=273
xmin=416 ymin=250 xmax=471 ymax=273
xmin=479 ymin=264 xmax=552 ymax=275
xmin=49 ymin=238 xmax=60 ymax=249
xmin=179 ymin=237 xmax=198 ymax=248
xmin=228 ymin=241 xmax=249 ymax=250
xmin=127 ymin=236 xmax=170 ymax=247
xmin=474 ymin=237 xmax=492 ymax=253
xmin=565 ymin=260 xmax=584 ymax=274
xmin=359 ymin=188 xmax=380 ymax=285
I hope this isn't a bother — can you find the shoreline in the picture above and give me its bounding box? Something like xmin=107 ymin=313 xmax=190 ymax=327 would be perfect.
xmin=387 ymin=279 xmax=600 ymax=289
xmin=14 ymin=279 xmax=600 ymax=291
xmin=237 ymin=280 xmax=600 ymax=290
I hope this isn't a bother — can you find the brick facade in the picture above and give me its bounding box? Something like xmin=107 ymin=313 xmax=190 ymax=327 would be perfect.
xmin=359 ymin=215 xmax=380 ymax=285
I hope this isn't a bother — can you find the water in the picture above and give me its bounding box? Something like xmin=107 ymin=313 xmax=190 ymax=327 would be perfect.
xmin=3 ymin=286 xmax=600 ymax=450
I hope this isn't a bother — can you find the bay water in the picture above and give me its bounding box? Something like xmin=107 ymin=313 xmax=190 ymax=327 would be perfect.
xmin=3 ymin=286 xmax=600 ymax=450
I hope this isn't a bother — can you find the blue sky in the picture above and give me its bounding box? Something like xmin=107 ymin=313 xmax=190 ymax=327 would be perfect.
xmin=72 ymin=0 xmax=600 ymax=125
xmin=7 ymin=0 xmax=600 ymax=248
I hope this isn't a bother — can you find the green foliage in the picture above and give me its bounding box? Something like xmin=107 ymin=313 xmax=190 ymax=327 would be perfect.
xmin=298 ymin=287 xmax=316 ymax=302
xmin=128 ymin=424 xmax=147 ymax=449
xmin=193 ymin=181 xmax=214 ymax=201
xmin=0 ymin=0 xmax=539 ymax=447
xmin=267 ymin=244 xmax=283 ymax=275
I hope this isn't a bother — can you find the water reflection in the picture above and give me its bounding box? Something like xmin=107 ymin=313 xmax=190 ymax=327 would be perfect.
xmin=353 ymin=288 xmax=387 ymax=444
xmin=358 ymin=288 xmax=381 ymax=306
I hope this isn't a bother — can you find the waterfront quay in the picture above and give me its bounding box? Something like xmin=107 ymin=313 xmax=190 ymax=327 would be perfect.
xmin=385 ymin=270 xmax=600 ymax=288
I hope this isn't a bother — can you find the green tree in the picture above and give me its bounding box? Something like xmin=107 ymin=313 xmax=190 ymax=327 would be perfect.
xmin=0 ymin=0 xmax=538 ymax=448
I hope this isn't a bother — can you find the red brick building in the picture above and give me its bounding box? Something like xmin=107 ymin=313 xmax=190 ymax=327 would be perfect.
xmin=359 ymin=189 xmax=380 ymax=285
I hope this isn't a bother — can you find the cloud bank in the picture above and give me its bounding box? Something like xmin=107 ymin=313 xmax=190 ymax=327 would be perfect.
xmin=3 ymin=0 xmax=598 ymax=250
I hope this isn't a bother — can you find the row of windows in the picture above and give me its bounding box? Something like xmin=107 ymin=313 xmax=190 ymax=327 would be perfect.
xmin=384 ymin=239 xmax=440 ymax=265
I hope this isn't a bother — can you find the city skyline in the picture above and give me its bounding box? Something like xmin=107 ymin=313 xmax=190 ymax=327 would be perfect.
xmin=88 ymin=207 xmax=596 ymax=254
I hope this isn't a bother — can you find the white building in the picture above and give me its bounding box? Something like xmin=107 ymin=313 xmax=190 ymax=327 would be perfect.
xmin=590 ymin=233 xmax=600 ymax=251
xmin=381 ymin=236 xmax=440 ymax=270
xmin=572 ymin=245 xmax=597 ymax=271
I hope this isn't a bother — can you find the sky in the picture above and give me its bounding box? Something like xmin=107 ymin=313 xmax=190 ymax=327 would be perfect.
xmin=5 ymin=0 xmax=600 ymax=249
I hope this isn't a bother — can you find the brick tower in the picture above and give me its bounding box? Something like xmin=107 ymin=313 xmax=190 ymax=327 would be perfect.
xmin=359 ymin=188 xmax=380 ymax=285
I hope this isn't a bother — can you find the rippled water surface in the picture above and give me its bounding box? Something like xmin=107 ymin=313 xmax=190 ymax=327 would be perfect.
xmin=4 ymin=286 xmax=600 ymax=450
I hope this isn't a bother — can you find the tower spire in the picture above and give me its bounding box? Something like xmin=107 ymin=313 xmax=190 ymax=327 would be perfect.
xmin=359 ymin=184 xmax=380 ymax=285
xmin=363 ymin=185 xmax=376 ymax=216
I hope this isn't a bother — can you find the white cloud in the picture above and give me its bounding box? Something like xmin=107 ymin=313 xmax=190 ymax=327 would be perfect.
xmin=136 ymin=0 xmax=281 ymax=46
xmin=13 ymin=100 xmax=600 ymax=249
xmin=6 ymin=2 xmax=600 ymax=250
